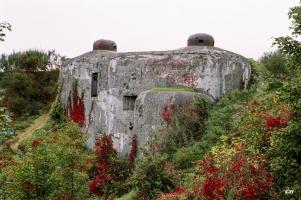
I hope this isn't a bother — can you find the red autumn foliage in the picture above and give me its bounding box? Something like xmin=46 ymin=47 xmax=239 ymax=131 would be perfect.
xmin=202 ymin=176 xmax=227 ymax=199
xmin=98 ymin=161 xmax=110 ymax=173
xmin=89 ymin=135 xmax=117 ymax=196
xmin=161 ymin=104 xmax=176 ymax=125
xmin=265 ymin=115 xmax=288 ymax=130
xmin=129 ymin=134 xmax=138 ymax=172
xmin=31 ymin=139 xmax=42 ymax=148
xmin=23 ymin=182 xmax=34 ymax=191
xmin=199 ymin=156 xmax=219 ymax=175
xmin=249 ymin=98 xmax=291 ymax=131
xmin=58 ymin=195 xmax=73 ymax=200
xmin=71 ymin=91 xmax=85 ymax=127
xmin=194 ymin=154 xmax=273 ymax=200
xmin=0 ymin=156 xmax=16 ymax=169
xmin=89 ymin=173 xmax=111 ymax=196
xmin=95 ymin=135 xmax=117 ymax=163
xmin=107 ymin=195 xmax=115 ymax=200
xmin=230 ymin=156 xmax=245 ymax=174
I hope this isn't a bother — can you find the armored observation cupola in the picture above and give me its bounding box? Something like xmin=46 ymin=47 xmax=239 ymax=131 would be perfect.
xmin=187 ymin=33 xmax=214 ymax=47
xmin=93 ymin=39 xmax=117 ymax=51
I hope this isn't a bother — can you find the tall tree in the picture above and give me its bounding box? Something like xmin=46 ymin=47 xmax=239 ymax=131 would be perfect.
xmin=0 ymin=22 xmax=12 ymax=42
xmin=274 ymin=3 xmax=301 ymax=66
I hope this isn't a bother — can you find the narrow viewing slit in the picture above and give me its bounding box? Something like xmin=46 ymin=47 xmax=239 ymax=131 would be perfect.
xmin=91 ymin=72 xmax=98 ymax=97
xmin=123 ymin=96 xmax=137 ymax=111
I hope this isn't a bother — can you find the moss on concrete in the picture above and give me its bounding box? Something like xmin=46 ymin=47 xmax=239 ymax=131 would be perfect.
xmin=151 ymin=86 xmax=195 ymax=92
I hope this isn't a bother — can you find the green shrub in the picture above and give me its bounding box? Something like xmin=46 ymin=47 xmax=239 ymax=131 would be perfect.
xmin=0 ymin=70 xmax=58 ymax=116
xmin=0 ymin=50 xmax=60 ymax=117
xmin=278 ymin=76 xmax=301 ymax=114
xmin=249 ymin=59 xmax=264 ymax=86
xmin=268 ymin=118 xmax=301 ymax=198
xmin=49 ymin=86 xmax=67 ymax=124
xmin=130 ymin=155 xmax=176 ymax=199
xmin=190 ymin=89 xmax=257 ymax=160
xmin=259 ymin=51 xmax=288 ymax=75
xmin=109 ymin=157 xmax=131 ymax=197
xmin=173 ymin=146 xmax=202 ymax=169
xmin=12 ymin=115 xmax=39 ymax=132
xmin=0 ymin=107 xmax=15 ymax=145
xmin=215 ymin=89 xmax=300 ymax=199
xmin=49 ymin=101 xmax=66 ymax=123
xmin=1 ymin=122 xmax=90 ymax=200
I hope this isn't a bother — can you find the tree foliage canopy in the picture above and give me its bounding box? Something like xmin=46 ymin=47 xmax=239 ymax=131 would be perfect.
xmin=274 ymin=2 xmax=301 ymax=66
xmin=0 ymin=50 xmax=62 ymax=72
xmin=0 ymin=22 xmax=12 ymax=42
xmin=0 ymin=50 xmax=60 ymax=116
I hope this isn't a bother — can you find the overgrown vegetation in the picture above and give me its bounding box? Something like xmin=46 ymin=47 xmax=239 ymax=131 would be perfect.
xmin=0 ymin=107 xmax=15 ymax=145
xmin=0 ymin=50 xmax=60 ymax=117
xmin=158 ymin=95 xmax=209 ymax=155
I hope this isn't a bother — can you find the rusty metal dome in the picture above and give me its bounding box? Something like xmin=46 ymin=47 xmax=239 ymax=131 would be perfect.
xmin=93 ymin=39 xmax=117 ymax=51
xmin=187 ymin=33 xmax=214 ymax=47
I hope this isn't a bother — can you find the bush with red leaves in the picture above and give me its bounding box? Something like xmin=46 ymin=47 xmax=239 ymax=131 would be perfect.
xmin=0 ymin=156 xmax=16 ymax=169
xmin=89 ymin=172 xmax=111 ymax=196
xmin=23 ymin=182 xmax=34 ymax=191
xmin=248 ymin=99 xmax=291 ymax=131
xmin=95 ymin=135 xmax=117 ymax=163
xmin=58 ymin=195 xmax=73 ymax=200
xmin=265 ymin=115 xmax=288 ymax=130
xmin=89 ymin=134 xmax=117 ymax=196
xmin=31 ymin=139 xmax=42 ymax=148
xmin=194 ymin=153 xmax=273 ymax=200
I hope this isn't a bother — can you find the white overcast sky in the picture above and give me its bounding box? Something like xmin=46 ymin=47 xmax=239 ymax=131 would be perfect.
xmin=0 ymin=0 xmax=299 ymax=59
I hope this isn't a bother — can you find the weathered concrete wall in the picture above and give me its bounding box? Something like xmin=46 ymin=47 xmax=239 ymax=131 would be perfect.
xmin=59 ymin=46 xmax=251 ymax=155
xmin=134 ymin=90 xmax=213 ymax=154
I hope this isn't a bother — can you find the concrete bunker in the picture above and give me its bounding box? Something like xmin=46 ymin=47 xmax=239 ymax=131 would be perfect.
xmin=60 ymin=33 xmax=252 ymax=155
